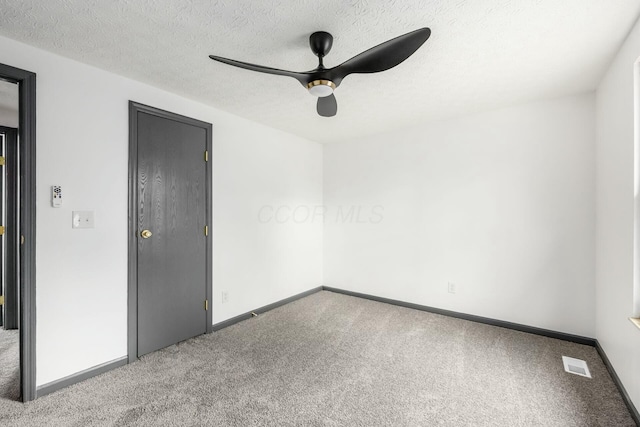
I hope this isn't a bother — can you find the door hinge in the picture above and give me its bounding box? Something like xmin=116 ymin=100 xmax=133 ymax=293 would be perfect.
xmin=205 ymin=299 xmax=208 ymax=311
xmin=0 ymin=156 xmax=5 ymax=166
xmin=204 ymin=150 xmax=208 ymax=162
xmin=204 ymin=225 xmax=208 ymax=236
xmin=0 ymin=295 xmax=4 ymax=306
xmin=21 ymin=235 xmax=24 ymax=245
xmin=0 ymin=226 xmax=4 ymax=236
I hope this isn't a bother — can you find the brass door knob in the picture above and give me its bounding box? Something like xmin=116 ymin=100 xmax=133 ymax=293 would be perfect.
xmin=140 ymin=229 xmax=153 ymax=239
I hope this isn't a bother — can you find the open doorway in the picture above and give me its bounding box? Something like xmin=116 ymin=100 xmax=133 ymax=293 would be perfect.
xmin=0 ymin=79 xmax=19 ymax=399
xmin=0 ymin=63 xmax=36 ymax=402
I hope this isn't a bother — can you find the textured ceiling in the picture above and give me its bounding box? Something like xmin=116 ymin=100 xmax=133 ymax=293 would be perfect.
xmin=0 ymin=0 xmax=639 ymax=143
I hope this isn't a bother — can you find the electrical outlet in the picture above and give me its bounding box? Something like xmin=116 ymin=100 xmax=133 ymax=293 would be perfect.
xmin=221 ymin=291 xmax=229 ymax=304
xmin=447 ymin=282 xmax=456 ymax=294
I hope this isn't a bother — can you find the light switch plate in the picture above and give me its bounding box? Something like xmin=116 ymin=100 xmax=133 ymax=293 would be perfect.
xmin=72 ymin=211 xmax=94 ymax=229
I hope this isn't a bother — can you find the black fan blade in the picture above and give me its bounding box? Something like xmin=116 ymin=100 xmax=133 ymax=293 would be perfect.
xmin=333 ymin=28 xmax=430 ymax=80
xmin=209 ymin=55 xmax=309 ymax=85
xmin=317 ymin=94 xmax=337 ymax=117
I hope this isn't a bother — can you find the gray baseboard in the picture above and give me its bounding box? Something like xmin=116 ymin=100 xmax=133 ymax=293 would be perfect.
xmin=323 ymin=286 xmax=596 ymax=346
xmin=212 ymin=286 xmax=323 ymax=332
xmin=36 ymin=356 xmax=128 ymax=398
xmin=595 ymin=341 xmax=640 ymax=426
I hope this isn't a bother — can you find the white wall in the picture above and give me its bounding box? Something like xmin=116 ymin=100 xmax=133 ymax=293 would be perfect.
xmin=213 ymin=117 xmax=323 ymax=321
xmin=595 ymin=17 xmax=640 ymax=410
xmin=324 ymin=93 xmax=596 ymax=337
xmin=0 ymin=35 xmax=323 ymax=387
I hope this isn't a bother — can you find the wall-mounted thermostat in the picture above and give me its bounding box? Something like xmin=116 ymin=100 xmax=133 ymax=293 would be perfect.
xmin=52 ymin=186 xmax=62 ymax=207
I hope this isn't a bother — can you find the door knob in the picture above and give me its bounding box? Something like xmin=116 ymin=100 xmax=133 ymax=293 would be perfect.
xmin=140 ymin=229 xmax=153 ymax=239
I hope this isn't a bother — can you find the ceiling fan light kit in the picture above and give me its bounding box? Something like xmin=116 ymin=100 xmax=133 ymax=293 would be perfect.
xmin=307 ymin=80 xmax=336 ymax=97
xmin=209 ymin=27 xmax=431 ymax=117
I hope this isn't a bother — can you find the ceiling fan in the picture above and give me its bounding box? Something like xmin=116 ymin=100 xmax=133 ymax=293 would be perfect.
xmin=209 ymin=28 xmax=431 ymax=117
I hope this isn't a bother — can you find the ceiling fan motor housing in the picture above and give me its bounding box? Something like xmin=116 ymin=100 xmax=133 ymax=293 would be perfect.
xmin=309 ymin=31 xmax=333 ymax=58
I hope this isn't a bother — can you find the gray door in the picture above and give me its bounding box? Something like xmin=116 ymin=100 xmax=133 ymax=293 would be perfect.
xmin=136 ymin=111 xmax=209 ymax=357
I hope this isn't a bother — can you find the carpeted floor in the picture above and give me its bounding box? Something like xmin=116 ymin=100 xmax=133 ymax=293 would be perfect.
xmin=0 ymin=290 xmax=635 ymax=426
xmin=0 ymin=328 xmax=20 ymax=401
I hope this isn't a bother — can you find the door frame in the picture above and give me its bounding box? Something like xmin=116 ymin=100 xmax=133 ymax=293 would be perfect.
xmin=127 ymin=101 xmax=213 ymax=362
xmin=0 ymin=63 xmax=37 ymax=402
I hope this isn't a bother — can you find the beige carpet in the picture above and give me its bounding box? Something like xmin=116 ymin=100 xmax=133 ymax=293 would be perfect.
xmin=0 ymin=291 xmax=635 ymax=426
xmin=0 ymin=328 xmax=20 ymax=401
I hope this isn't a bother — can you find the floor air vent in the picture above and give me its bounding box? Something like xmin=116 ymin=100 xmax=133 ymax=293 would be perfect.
xmin=562 ymin=356 xmax=591 ymax=378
